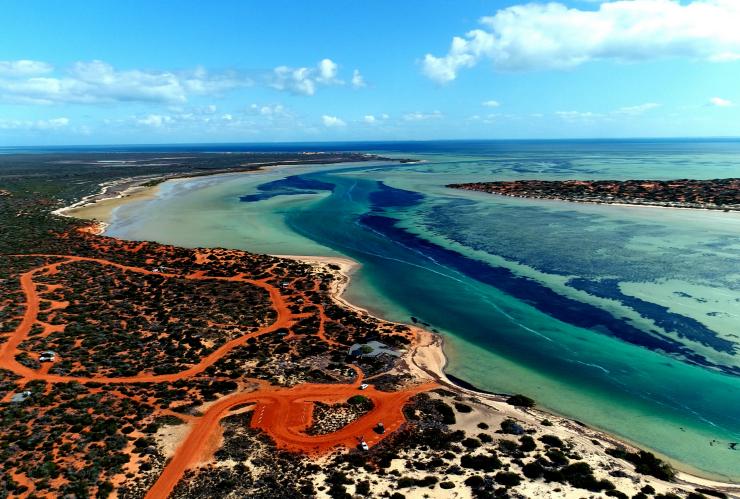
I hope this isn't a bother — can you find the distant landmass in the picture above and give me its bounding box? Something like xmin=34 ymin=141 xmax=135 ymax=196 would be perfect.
xmin=449 ymin=178 xmax=740 ymax=211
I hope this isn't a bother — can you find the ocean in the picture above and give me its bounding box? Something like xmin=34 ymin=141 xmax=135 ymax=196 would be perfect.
xmin=91 ymin=139 xmax=740 ymax=480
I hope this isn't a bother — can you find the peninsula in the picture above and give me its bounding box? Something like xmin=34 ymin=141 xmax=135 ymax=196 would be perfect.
xmin=448 ymin=179 xmax=740 ymax=211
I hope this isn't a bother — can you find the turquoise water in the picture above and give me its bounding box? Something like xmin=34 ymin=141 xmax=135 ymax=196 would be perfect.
xmin=106 ymin=140 xmax=740 ymax=480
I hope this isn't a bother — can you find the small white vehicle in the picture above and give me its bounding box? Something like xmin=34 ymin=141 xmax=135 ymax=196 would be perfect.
xmin=39 ymin=351 xmax=56 ymax=362
xmin=360 ymin=441 xmax=369 ymax=451
xmin=359 ymin=383 xmax=369 ymax=390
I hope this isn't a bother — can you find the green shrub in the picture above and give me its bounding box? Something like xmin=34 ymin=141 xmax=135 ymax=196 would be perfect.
xmin=460 ymin=453 xmax=502 ymax=471
xmin=495 ymin=471 xmax=522 ymax=487
xmin=539 ymin=434 xmax=565 ymax=448
xmin=506 ymin=394 xmax=535 ymax=408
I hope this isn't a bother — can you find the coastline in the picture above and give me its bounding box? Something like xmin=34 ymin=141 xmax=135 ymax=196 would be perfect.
xmin=54 ymin=156 xmax=400 ymax=224
xmin=55 ymin=170 xmax=740 ymax=493
xmin=54 ymin=163 xmax=291 ymax=223
xmin=276 ymin=250 xmax=740 ymax=493
xmin=451 ymin=190 xmax=740 ymax=214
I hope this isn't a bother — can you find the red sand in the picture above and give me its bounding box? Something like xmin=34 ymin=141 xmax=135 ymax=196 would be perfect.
xmin=3 ymin=254 xmax=436 ymax=498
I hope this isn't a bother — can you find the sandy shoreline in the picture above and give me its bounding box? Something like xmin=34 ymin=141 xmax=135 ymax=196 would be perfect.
xmin=53 ymin=161 xmax=319 ymax=224
xmin=467 ymin=191 xmax=740 ymax=214
xmin=302 ymin=254 xmax=740 ymax=494
xmin=55 ymin=169 xmax=740 ymax=492
xmin=274 ymin=247 xmax=740 ymax=489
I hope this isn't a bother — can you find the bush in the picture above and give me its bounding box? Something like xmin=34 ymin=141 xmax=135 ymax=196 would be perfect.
xmin=397 ymin=477 xmax=416 ymax=488
xmin=539 ymin=434 xmax=565 ymax=448
xmin=433 ymin=400 xmax=456 ymax=425
xmin=355 ymin=481 xmax=370 ymax=495
xmin=546 ymin=448 xmax=569 ymax=466
xmin=397 ymin=476 xmax=437 ymax=489
xmin=522 ymin=461 xmax=544 ymax=479
xmin=347 ymin=395 xmax=374 ymax=411
xmin=462 ymin=437 xmax=481 ymax=450
xmin=605 ymin=448 xmax=675 ymax=481
xmin=500 ymin=419 xmax=525 ymax=435
xmin=606 ymin=491 xmax=628 ymax=499
xmin=506 ymin=394 xmax=535 ymax=408
xmin=695 ymin=488 xmax=727 ymax=499
xmin=461 ymin=453 xmax=502 ymax=472
xmin=498 ymin=439 xmax=519 ymax=455
xmin=560 ymin=462 xmax=615 ymax=492
xmin=454 ymin=402 xmax=472 ymax=413
xmin=495 ymin=472 xmax=522 ymax=487
xmin=519 ymin=435 xmax=536 ymax=452
xmin=464 ymin=475 xmax=485 ymax=488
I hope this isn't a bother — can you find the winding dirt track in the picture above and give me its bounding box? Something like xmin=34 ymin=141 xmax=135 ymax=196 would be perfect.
xmin=3 ymin=254 xmax=436 ymax=498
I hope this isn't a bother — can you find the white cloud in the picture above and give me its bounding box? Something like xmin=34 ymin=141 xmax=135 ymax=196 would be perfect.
xmin=556 ymin=102 xmax=661 ymax=122
xmin=130 ymin=106 xmax=262 ymax=131
xmin=351 ymin=69 xmax=366 ymax=88
xmin=250 ymin=103 xmax=287 ymax=116
xmin=468 ymin=113 xmax=501 ymax=124
xmin=271 ymin=66 xmax=317 ymax=96
xmin=556 ymin=111 xmax=603 ymax=122
xmin=482 ymin=100 xmax=500 ymax=108
xmin=0 ymin=116 xmax=69 ymax=130
xmin=709 ymin=96 xmax=733 ymax=107
xmin=321 ymin=115 xmax=346 ymax=127
xmin=137 ymin=114 xmax=173 ymax=127
xmin=0 ymin=60 xmax=53 ymax=77
xmin=614 ymin=102 xmax=660 ymax=115
xmin=423 ymin=30 xmax=492 ymax=83
xmin=363 ymin=113 xmax=389 ymax=124
xmin=423 ymin=0 xmax=740 ymax=83
xmin=0 ymin=58 xmax=361 ymax=104
xmin=271 ymin=59 xmax=352 ymax=96
xmin=317 ymin=58 xmax=340 ymax=83
xmin=403 ymin=110 xmax=443 ymax=121
xmin=0 ymin=60 xmax=249 ymax=105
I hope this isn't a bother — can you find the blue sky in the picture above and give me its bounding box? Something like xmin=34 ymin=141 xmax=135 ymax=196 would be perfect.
xmin=1 ymin=0 xmax=740 ymax=145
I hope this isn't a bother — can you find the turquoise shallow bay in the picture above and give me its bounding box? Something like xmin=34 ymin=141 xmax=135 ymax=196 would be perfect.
xmin=106 ymin=140 xmax=740 ymax=481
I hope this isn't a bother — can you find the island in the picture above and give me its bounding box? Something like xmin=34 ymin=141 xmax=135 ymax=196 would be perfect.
xmin=1 ymin=152 xmax=736 ymax=498
xmin=448 ymin=178 xmax=740 ymax=211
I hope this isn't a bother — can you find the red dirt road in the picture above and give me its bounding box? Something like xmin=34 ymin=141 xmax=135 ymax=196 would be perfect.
xmin=145 ymin=381 xmax=435 ymax=498
xmin=3 ymin=254 xmax=436 ymax=498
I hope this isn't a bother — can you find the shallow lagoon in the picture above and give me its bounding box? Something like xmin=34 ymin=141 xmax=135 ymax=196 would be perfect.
xmin=107 ymin=140 xmax=740 ymax=480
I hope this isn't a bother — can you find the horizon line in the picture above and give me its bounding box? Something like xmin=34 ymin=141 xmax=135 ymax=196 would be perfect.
xmin=3 ymin=136 xmax=740 ymax=150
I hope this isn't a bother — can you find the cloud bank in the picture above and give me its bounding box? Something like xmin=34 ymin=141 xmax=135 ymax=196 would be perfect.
xmin=423 ymin=0 xmax=740 ymax=83
xmin=0 ymin=60 xmax=248 ymax=104
xmin=0 ymin=58 xmax=363 ymax=104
